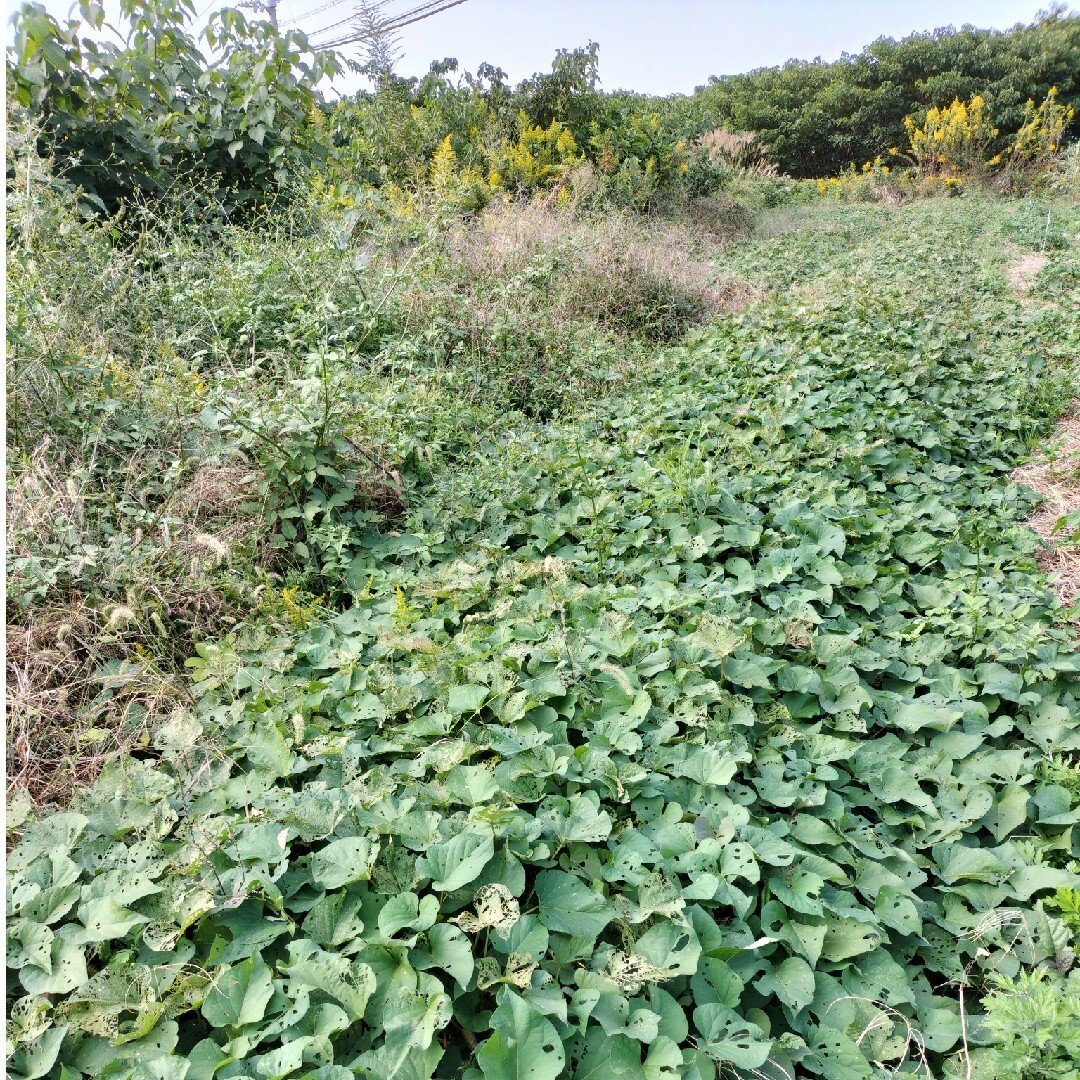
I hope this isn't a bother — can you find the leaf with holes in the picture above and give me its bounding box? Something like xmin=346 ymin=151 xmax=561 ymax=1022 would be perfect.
xmin=476 ymin=988 xmax=565 ymax=1080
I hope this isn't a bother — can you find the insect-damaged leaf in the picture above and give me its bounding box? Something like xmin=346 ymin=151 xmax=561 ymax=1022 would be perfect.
xmin=755 ymin=955 xmax=815 ymax=1012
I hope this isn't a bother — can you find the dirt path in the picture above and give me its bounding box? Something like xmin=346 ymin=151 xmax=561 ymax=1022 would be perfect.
xmin=1006 ymin=253 xmax=1079 ymax=616
xmin=1011 ymin=414 xmax=1080 ymax=615
xmin=1005 ymin=252 xmax=1049 ymax=294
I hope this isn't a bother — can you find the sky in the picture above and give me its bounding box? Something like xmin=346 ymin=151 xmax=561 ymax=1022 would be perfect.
xmin=295 ymin=0 xmax=1056 ymax=98
xmin=10 ymin=0 xmax=1061 ymax=97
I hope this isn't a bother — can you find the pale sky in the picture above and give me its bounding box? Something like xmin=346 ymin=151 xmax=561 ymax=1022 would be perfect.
xmin=304 ymin=0 xmax=1055 ymax=97
xmin=10 ymin=0 xmax=1062 ymax=96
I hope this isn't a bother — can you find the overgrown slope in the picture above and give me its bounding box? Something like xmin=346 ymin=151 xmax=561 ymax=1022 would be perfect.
xmin=8 ymin=199 xmax=1080 ymax=1079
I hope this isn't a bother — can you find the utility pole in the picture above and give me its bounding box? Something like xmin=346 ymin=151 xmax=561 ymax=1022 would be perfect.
xmin=241 ymin=0 xmax=278 ymax=29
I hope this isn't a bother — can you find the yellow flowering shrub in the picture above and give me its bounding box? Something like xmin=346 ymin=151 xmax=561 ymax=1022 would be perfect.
xmin=808 ymin=157 xmax=895 ymax=202
xmin=308 ymin=171 xmax=356 ymax=208
xmin=1008 ymin=87 xmax=1075 ymax=168
xmin=490 ymin=114 xmax=582 ymax=194
xmin=904 ymin=96 xmax=997 ymax=178
xmin=257 ymin=583 xmax=326 ymax=630
xmin=428 ymin=135 xmax=491 ymax=213
xmin=430 ymin=134 xmax=459 ymax=192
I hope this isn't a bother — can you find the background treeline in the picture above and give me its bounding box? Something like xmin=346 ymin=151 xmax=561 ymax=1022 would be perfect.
xmin=694 ymin=9 xmax=1080 ymax=176
xmin=8 ymin=0 xmax=1080 ymax=219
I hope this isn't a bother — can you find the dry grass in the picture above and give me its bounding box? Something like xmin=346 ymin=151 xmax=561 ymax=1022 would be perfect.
xmin=693 ymin=128 xmax=777 ymax=178
xmin=1011 ymin=412 xmax=1080 ymax=617
xmin=374 ymin=201 xmax=758 ymax=417
xmin=1005 ymin=249 xmax=1079 ymax=619
xmin=6 ymin=606 xmax=187 ymax=806
xmin=445 ymin=199 xmax=743 ymax=330
xmin=6 ymin=437 xmax=84 ymax=559
xmin=6 ymin=449 xmax=263 ymax=807
xmin=173 ymin=461 xmax=258 ymax=525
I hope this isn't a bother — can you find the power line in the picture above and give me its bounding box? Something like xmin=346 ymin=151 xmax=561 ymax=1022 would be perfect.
xmin=309 ymin=12 xmax=360 ymax=38
xmin=309 ymin=0 xmax=468 ymax=51
xmin=280 ymin=0 xmax=350 ymax=28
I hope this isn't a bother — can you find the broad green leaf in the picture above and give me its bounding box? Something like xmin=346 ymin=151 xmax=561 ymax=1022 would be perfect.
xmin=256 ymin=1037 xmax=314 ymax=1080
xmin=643 ymin=1036 xmax=684 ymax=1080
xmin=7 ymin=1024 xmax=67 ymax=1080
xmin=283 ymin=940 xmax=375 ymax=1018
xmin=449 ymin=684 xmax=489 ymax=714
xmin=202 ymin=952 xmax=275 ymax=1028
xmin=634 ymin=919 xmax=701 ymax=977
xmin=885 ymin=699 xmax=963 ymax=733
xmin=808 ymin=1023 xmax=874 ymax=1079
xmin=310 ymin=837 xmax=375 ymax=890
xmin=874 ymin=886 xmax=921 ymax=936
xmin=75 ymin=896 xmax=148 ymax=942
xmin=673 ymin=748 xmax=738 ymax=787
xmin=476 ymin=989 xmax=564 ymax=1080
xmin=444 ymin=765 xmax=499 ymax=806
xmin=755 ymin=955 xmax=815 ymax=1012
xmin=302 ymin=890 xmax=366 ymax=948
xmin=535 ymin=870 xmax=615 ymax=939
xmin=379 ymin=893 xmax=439 ymax=938
xmin=1008 ymin=865 xmax=1078 ymax=901
xmin=820 ymin=917 xmax=880 ymax=963
xmin=419 ymin=831 xmax=495 ymax=892
xmin=415 ymin=923 xmax=475 ymax=990
xmin=19 ymin=928 xmax=87 ymax=995
xmin=694 ymin=1003 xmax=771 ymax=1069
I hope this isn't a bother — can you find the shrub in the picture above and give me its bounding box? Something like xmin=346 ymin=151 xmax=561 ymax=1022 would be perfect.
xmin=967 ymin=968 xmax=1080 ymax=1079
xmin=995 ymin=88 xmax=1080 ymax=193
xmin=905 ymin=95 xmax=998 ymax=180
xmin=8 ymin=0 xmax=338 ymax=214
xmin=489 ymin=114 xmax=583 ymax=195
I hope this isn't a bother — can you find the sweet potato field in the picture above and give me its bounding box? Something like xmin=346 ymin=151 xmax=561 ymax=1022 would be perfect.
xmin=8 ymin=192 xmax=1080 ymax=1079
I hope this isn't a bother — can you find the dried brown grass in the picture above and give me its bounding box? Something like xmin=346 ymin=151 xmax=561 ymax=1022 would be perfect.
xmin=416 ymin=200 xmax=756 ymax=338
xmin=1005 ymin=249 xmax=1079 ymax=620
xmin=693 ymin=128 xmax=777 ymax=178
xmin=6 ymin=437 xmax=84 ymax=560
xmin=6 ymin=606 xmax=185 ymax=806
xmin=173 ymin=461 xmax=259 ymax=525
xmin=6 ymin=449 xmax=264 ymax=806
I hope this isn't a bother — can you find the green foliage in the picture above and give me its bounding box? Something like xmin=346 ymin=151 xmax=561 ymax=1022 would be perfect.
xmin=8 ymin=198 xmax=1080 ymax=1079
xmin=967 ymin=968 xmax=1080 ymax=1079
xmin=371 ymin=200 xmax=725 ymax=420
xmin=1053 ymin=506 xmax=1080 ymax=543
xmin=514 ymin=42 xmax=602 ymax=147
xmin=695 ymin=9 xmax=1080 ymax=177
xmin=7 ymin=0 xmax=338 ymax=213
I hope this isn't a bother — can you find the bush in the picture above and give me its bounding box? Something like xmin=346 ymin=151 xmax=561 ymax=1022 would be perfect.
xmin=968 ymin=968 xmax=1080 ymax=1079
xmin=905 ymin=95 xmax=999 ymax=181
xmin=8 ymin=0 xmax=338 ymax=214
